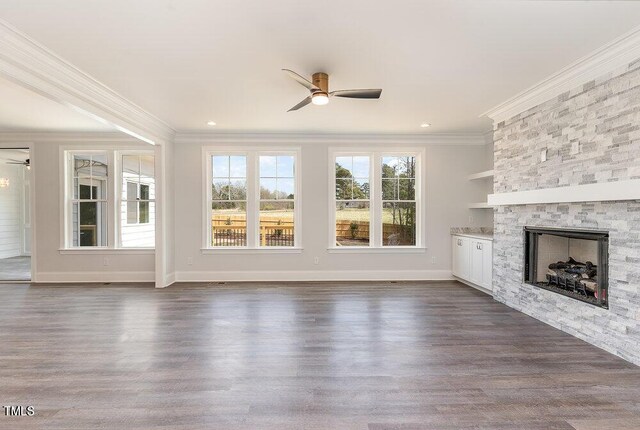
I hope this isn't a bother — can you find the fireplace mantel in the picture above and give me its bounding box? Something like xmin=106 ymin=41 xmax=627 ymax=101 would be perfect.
xmin=488 ymin=178 xmax=640 ymax=206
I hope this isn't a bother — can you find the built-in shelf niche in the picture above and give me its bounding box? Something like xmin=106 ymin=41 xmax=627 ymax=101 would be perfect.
xmin=467 ymin=170 xmax=494 ymax=181
xmin=468 ymin=170 xmax=494 ymax=209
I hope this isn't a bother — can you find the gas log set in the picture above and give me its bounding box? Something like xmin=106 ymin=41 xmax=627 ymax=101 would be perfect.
xmin=546 ymin=257 xmax=601 ymax=299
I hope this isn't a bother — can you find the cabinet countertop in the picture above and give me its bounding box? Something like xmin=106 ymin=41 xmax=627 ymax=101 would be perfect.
xmin=452 ymin=232 xmax=494 ymax=241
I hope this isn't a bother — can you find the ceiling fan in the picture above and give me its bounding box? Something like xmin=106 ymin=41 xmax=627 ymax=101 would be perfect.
xmin=282 ymin=69 xmax=382 ymax=112
xmin=6 ymin=158 xmax=30 ymax=169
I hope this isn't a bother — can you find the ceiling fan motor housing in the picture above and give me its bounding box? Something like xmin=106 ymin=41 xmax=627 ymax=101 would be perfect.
xmin=312 ymin=72 xmax=329 ymax=94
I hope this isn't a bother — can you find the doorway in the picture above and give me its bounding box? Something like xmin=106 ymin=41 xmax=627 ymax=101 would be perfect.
xmin=0 ymin=148 xmax=31 ymax=281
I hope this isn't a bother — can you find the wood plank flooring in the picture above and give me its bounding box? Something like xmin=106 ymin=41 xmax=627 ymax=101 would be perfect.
xmin=1 ymin=281 xmax=639 ymax=429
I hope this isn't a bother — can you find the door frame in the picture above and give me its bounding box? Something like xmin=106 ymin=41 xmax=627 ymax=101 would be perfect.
xmin=0 ymin=144 xmax=36 ymax=282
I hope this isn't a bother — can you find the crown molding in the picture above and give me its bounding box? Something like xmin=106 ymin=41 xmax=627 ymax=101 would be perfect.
xmin=0 ymin=131 xmax=144 ymax=144
xmin=174 ymin=131 xmax=488 ymax=146
xmin=0 ymin=19 xmax=175 ymax=145
xmin=482 ymin=24 xmax=640 ymax=124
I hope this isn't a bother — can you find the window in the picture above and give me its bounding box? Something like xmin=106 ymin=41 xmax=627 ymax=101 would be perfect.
xmin=330 ymin=150 xmax=422 ymax=248
xmin=64 ymin=150 xmax=155 ymax=249
xmin=205 ymin=149 xmax=300 ymax=249
xmin=259 ymin=155 xmax=295 ymax=247
xmin=69 ymin=153 xmax=108 ymax=247
xmin=211 ymin=155 xmax=247 ymax=247
xmin=381 ymin=156 xmax=416 ymax=246
xmin=121 ymin=154 xmax=155 ymax=247
xmin=335 ymin=156 xmax=370 ymax=246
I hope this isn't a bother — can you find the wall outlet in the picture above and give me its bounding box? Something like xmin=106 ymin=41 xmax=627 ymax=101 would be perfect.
xmin=314 ymin=256 xmax=319 ymax=265
xmin=187 ymin=257 xmax=193 ymax=266
xmin=103 ymin=257 xmax=109 ymax=266
xmin=540 ymin=148 xmax=547 ymax=162
xmin=431 ymin=256 xmax=436 ymax=264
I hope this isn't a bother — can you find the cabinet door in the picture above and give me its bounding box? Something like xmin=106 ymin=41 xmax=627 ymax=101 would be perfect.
xmin=452 ymin=236 xmax=470 ymax=279
xmin=481 ymin=241 xmax=493 ymax=290
xmin=469 ymin=240 xmax=484 ymax=285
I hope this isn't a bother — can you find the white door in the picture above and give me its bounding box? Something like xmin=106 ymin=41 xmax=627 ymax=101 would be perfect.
xmin=469 ymin=240 xmax=484 ymax=286
xmin=452 ymin=236 xmax=470 ymax=279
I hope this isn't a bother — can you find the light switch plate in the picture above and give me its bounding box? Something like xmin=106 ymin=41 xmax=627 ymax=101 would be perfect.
xmin=571 ymin=141 xmax=580 ymax=155
xmin=540 ymin=148 xmax=547 ymax=162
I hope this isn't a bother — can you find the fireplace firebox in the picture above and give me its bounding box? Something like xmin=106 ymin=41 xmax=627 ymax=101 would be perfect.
xmin=524 ymin=227 xmax=609 ymax=309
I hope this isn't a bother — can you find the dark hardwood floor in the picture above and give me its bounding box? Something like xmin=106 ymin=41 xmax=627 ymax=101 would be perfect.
xmin=1 ymin=281 xmax=639 ymax=429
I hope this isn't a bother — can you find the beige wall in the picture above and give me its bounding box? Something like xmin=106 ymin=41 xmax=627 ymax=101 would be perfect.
xmin=173 ymin=137 xmax=493 ymax=280
xmin=31 ymin=137 xmax=155 ymax=282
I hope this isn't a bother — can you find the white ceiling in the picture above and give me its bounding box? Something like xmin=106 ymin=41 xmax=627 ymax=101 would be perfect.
xmin=0 ymin=76 xmax=113 ymax=132
xmin=2 ymin=0 xmax=640 ymax=134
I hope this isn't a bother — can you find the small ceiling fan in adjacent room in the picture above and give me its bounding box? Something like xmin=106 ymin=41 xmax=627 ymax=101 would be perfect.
xmin=282 ymin=69 xmax=382 ymax=111
xmin=6 ymin=158 xmax=30 ymax=170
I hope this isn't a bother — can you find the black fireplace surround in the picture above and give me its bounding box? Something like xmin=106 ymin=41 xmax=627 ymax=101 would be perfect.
xmin=524 ymin=227 xmax=609 ymax=309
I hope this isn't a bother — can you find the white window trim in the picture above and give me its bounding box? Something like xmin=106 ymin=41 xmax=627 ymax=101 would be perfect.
xmin=62 ymin=149 xmax=112 ymax=249
xmin=328 ymin=147 xmax=426 ymax=251
xmin=202 ymin=146 xmax=302 ymax=251
xmin=60 ymin=147 xmax=156 ymax=252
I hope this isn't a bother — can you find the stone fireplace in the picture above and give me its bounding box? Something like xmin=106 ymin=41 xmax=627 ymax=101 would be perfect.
xmin=490 ymin=59 xmax=640 ymax=366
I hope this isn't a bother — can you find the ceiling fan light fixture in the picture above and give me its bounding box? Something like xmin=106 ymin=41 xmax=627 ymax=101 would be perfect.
xmin=311 ymin=92 xmax=329 ymax=106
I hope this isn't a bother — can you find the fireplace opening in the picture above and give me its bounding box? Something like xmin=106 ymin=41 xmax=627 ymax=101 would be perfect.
xmin=524 ymin=227 xmax=609 ymax=309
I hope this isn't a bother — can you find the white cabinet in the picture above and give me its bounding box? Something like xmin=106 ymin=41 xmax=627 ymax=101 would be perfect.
xmin=469 ymin=240 xmax=484 ymax=286
xmin=452 ymin=236 xmax=470 ymax=279
xmin=451 ymin=234 xmax=492 ymax=293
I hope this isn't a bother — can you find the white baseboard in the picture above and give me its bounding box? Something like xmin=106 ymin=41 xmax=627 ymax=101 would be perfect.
xmin=453 ymin=276 xmax=493 ymax=295
xmin=174 ymin=269 xmax=453 ymax=283
xmin=35 ymin=271 xmax=155 ymax=283
xmin=31 ymin=270 xmax=454 ymax=284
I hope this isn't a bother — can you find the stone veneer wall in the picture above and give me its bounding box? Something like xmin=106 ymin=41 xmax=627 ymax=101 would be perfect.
xmin=493 ymin=60 xmax=640 ymax=365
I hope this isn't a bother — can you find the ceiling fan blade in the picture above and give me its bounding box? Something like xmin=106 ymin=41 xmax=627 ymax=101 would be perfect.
xmin=330 ymin=89 xmax=382 ymax=99
xmin=287 ymin=96 xmax=312 ymax=112
xmin=282 ymin=69 xmax=320 ymax=91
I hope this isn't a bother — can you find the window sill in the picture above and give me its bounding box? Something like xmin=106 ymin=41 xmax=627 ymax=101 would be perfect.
xmin=327 ymin=247 xmax=427 ymax=254
xmin=59 ymin=248 xmax=155 ymax=255
xmin=201 ymin=247 xmax=303 ymax=255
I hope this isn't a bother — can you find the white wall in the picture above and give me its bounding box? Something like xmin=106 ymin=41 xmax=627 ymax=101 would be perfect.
xmin=0 ymin=162 xmax=24 ymax=258
xmin=173 ymin=136 xmax=492 ymax=281
xmin=31 ymin=136 xmax=155 ymax=282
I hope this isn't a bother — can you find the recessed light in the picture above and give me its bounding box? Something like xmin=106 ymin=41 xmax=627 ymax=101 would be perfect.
xmin=207 ymin=121 xmax=216 ymax=126
xmin=420 ymin=123 xmax=431 ymax=128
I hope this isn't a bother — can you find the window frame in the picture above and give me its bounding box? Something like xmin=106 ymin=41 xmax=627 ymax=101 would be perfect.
xmin=203 ymin=146 xmax=302 ymax=252
xmin=328 ymin=147 xmax=425 ymax=251
xmin=61 ymin=148 xmax=156 ymax=251
xmin=118 ymin=151 xmax=156 ymax=248
xmin=207 ymin=150 xmax=250 ymax=249
xmin=333 ymin=152 xmax=374 ymax=247
xmin=64 ymin=150 xmax=111 ymax=249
